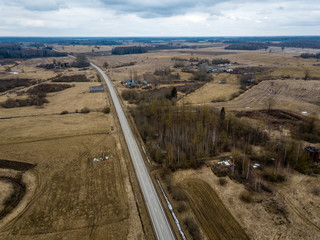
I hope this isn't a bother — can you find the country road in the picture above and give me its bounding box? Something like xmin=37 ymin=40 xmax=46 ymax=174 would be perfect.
xmin=90 ymin=63 xmax=175 ymax=240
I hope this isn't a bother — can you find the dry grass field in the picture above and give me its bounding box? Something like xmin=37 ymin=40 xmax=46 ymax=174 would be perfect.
xmin=173 ymin=166 xmax=320 ymax=240
xmin=52 ymin=45 xmax=114 ymax=54
xmin=212 ymin=80 xmax=320 ymax=117
xmin=0 ymin=58 xmax=149 ymax=240
xmin=181 ymin=73 xmax=239 ymax=104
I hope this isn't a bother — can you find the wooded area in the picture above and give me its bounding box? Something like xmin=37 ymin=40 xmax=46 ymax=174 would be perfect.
xmin=0 ymin=44 xmax=67 ymax=59
xmin=132 ymin=101 xmax=267 ymax=169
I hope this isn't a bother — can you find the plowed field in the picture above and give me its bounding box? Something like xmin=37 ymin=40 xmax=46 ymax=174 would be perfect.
xmin=181 ymin=179 xmax=250 ymax=240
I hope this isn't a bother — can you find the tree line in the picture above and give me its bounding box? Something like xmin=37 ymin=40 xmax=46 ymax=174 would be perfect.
xmin=0 ymin=44 xmax=67 ymax=59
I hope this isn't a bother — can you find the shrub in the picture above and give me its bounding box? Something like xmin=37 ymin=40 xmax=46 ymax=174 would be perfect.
xmin=211 ymin=96 xmax=226 ymax=103
xmin=240 ymin=190 xmax=254 ymax=203
xmin=177 ymin=202 xmax=187 ymax=213
xmin=121 ymin=90 xmax=138 ymax=101
xmin=1 ymin=98 xmax=18 ymax=108
xmin=102 ymin=107 xmax=110 ymax=114
xmin=75 ymin=109 xmax=79 ymax=113
xmin=262 ymin=168 xmax=287 ymax=183
xmin=184 ymin=216 xmax=201 ymax=240
xmin=80 ymin=107 xmax=90 ymax=113
xmin=171 ymin=187 xmax=186 ymax=201
xmin=312 ymin=187 xmax=320 ymax=196
xmin=261 ymin=182 xmax=274 ymax=193
xmin=60 ymin=110 xmax=69 ymax=115
xmin=218 ymin=177 xmax=228 ymax=186
xmin=27 ymin=83 xmax=72 ymax=94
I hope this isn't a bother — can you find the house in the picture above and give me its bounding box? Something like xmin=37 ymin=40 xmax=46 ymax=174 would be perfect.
xmin=89 ymin=85 xmax=105 ymax=93
xmin=124 ymin=80 xmax=138 ymax=88
xmin=305 ymin=146 xmax=320 ymax=162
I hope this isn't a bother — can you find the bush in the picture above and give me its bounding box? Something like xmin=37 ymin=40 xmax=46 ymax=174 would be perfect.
xmin=218 ymin=177 xmax=228 ymax=186
xmin=102 ymin=107 xmax=110 ymax=114
xmin=177 ymin=202 xmax=187 ymax=213
xmin=184 ymin=216 xmax=201 ymax=240
xmin=312 ymin=187 xmax=320 ymax=196
xmin=1 ymin=98 xmax=17 ymax=108
xmin=262 ymin=168 xmax=287 ymax=183
xmin=171 ymin=187 xmax=186 ymax=201
xmin=60 ymin=110 xmax=69 ymax=115
xmin=80 ymin=107 xmax=90 ymax=113
xmin=240 ymin=190 xmax=254 ymax=203
xmin=27 ymin=83 xmax=73 ymax=94
xmin=121 ymin=90 xmax=138 ymax=101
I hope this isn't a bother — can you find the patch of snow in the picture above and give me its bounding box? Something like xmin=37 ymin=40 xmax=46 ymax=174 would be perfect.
xmin=10 ymin=72 xmax=19 ymax=75
xmin=218 ymin=160 xmax=231 ymax=166
xmin=157 ymin=178 xmax=186 ymax=240
xmin=93 ymin=155 xmax=111 ymax=162
xmin=141 ymin=144 xmax=152 ymax=165
xmin=253 ymin=163 xmax=260 ymax=169
xmin=245 ymin=106 xmax=250 ymax=109
xmin=301 ymin=111 xmax=308 ymax=114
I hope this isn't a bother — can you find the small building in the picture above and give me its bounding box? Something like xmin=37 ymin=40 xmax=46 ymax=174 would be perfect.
xmin=124 ymin=80 xmax=138 ymax=88
xmin=89 ymin=85 xmax=105 ymax=93
xmin=305 ymin=146 xmax=320 ymax=162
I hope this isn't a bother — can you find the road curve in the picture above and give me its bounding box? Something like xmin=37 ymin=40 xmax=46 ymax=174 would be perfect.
xmin=91 ymin=63 xmax=175 ymax=240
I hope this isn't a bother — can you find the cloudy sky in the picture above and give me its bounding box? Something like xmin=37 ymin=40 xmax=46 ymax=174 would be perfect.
xmin=0 ymin=0 xmax=319 ymax=36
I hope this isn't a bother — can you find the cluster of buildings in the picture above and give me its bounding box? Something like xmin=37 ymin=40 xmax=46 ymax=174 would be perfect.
xmin=122 ymin=80 xmax=151 ymax=89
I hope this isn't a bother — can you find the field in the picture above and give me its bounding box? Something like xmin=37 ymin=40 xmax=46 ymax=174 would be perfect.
xmin=181 ymin=179 xmax=250 ymax=240
xmin=92 ymin=45 xmax=320 ymax=239
xmin=181 ymin=73 xmax=239 ymax=104
xmin=52 ymin=45 xmax=114 ymax=54
xmin=213 ymin=79 xmax=320 ymax=117
xmin=0 ymin=58 xmax=150 ymax=240
xmin=172 ymin=166 xmax=320 ymax=240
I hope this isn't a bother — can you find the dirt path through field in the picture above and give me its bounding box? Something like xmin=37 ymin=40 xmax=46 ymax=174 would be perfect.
xmin=181 ymin=179 xmax=250 ymax=240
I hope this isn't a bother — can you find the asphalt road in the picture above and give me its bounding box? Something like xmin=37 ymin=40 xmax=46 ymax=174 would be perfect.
xmin=91 ymin=63 xmax=175 ymax=240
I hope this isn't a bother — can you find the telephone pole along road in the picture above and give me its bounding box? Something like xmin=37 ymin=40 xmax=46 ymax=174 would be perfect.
xmin=91 ymin=63 xmax=175 ymax=240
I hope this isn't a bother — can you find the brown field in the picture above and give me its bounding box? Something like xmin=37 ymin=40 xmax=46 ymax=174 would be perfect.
xmin=0 ymin=59 xmax=149 ymax=240
xmin=212 ymin=80 xmax=320 ymax=117
xmin=181 ymin=179 xmax=250 ymax=240
xmin=52 ymin=45 xmax=114 ymax=54
xmin=181 ymin=73 xmax=239 ymax=104
xmin=173 ymin=166 xmax=320 ymax=240
xmin=0 ymin=82 xmax=107 ymax=118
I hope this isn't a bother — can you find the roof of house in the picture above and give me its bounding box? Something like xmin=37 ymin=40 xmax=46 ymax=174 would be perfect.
xmin=89 ymin=85 xmax=105 ymax=92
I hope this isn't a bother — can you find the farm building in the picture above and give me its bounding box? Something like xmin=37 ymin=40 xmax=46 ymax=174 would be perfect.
xmin=89 ymin=85 xmax=105 ymax=93
xmin=305 ymin=146 xmax=320 ymax=162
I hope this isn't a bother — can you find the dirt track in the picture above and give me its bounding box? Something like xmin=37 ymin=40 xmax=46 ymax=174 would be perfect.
xmin=181 ymin=179 xmax=250 ymax=240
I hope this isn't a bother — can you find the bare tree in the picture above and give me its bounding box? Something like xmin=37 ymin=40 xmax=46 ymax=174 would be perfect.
xmin=266 ymin=97 xmax=276 ymax=112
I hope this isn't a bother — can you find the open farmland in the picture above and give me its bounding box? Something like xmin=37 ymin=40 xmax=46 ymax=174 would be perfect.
xmin=172 ymin=166 xmax=320 ymax=240
xmin=213 ymin=80 xmax=320 ymax=117
xmin=181 ymin=73 xmax=240 ymax=104
xmin=0 ymin=59 xmax=150 ymax=240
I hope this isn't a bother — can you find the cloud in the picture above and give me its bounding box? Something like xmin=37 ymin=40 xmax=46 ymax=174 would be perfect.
xmin=6 ymin=0 xmax=68 ymax=11
xmin=0 ymin=0 xmax=319 ymax=36
xmin=98 ymin=0 xmax=226 ymax=18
